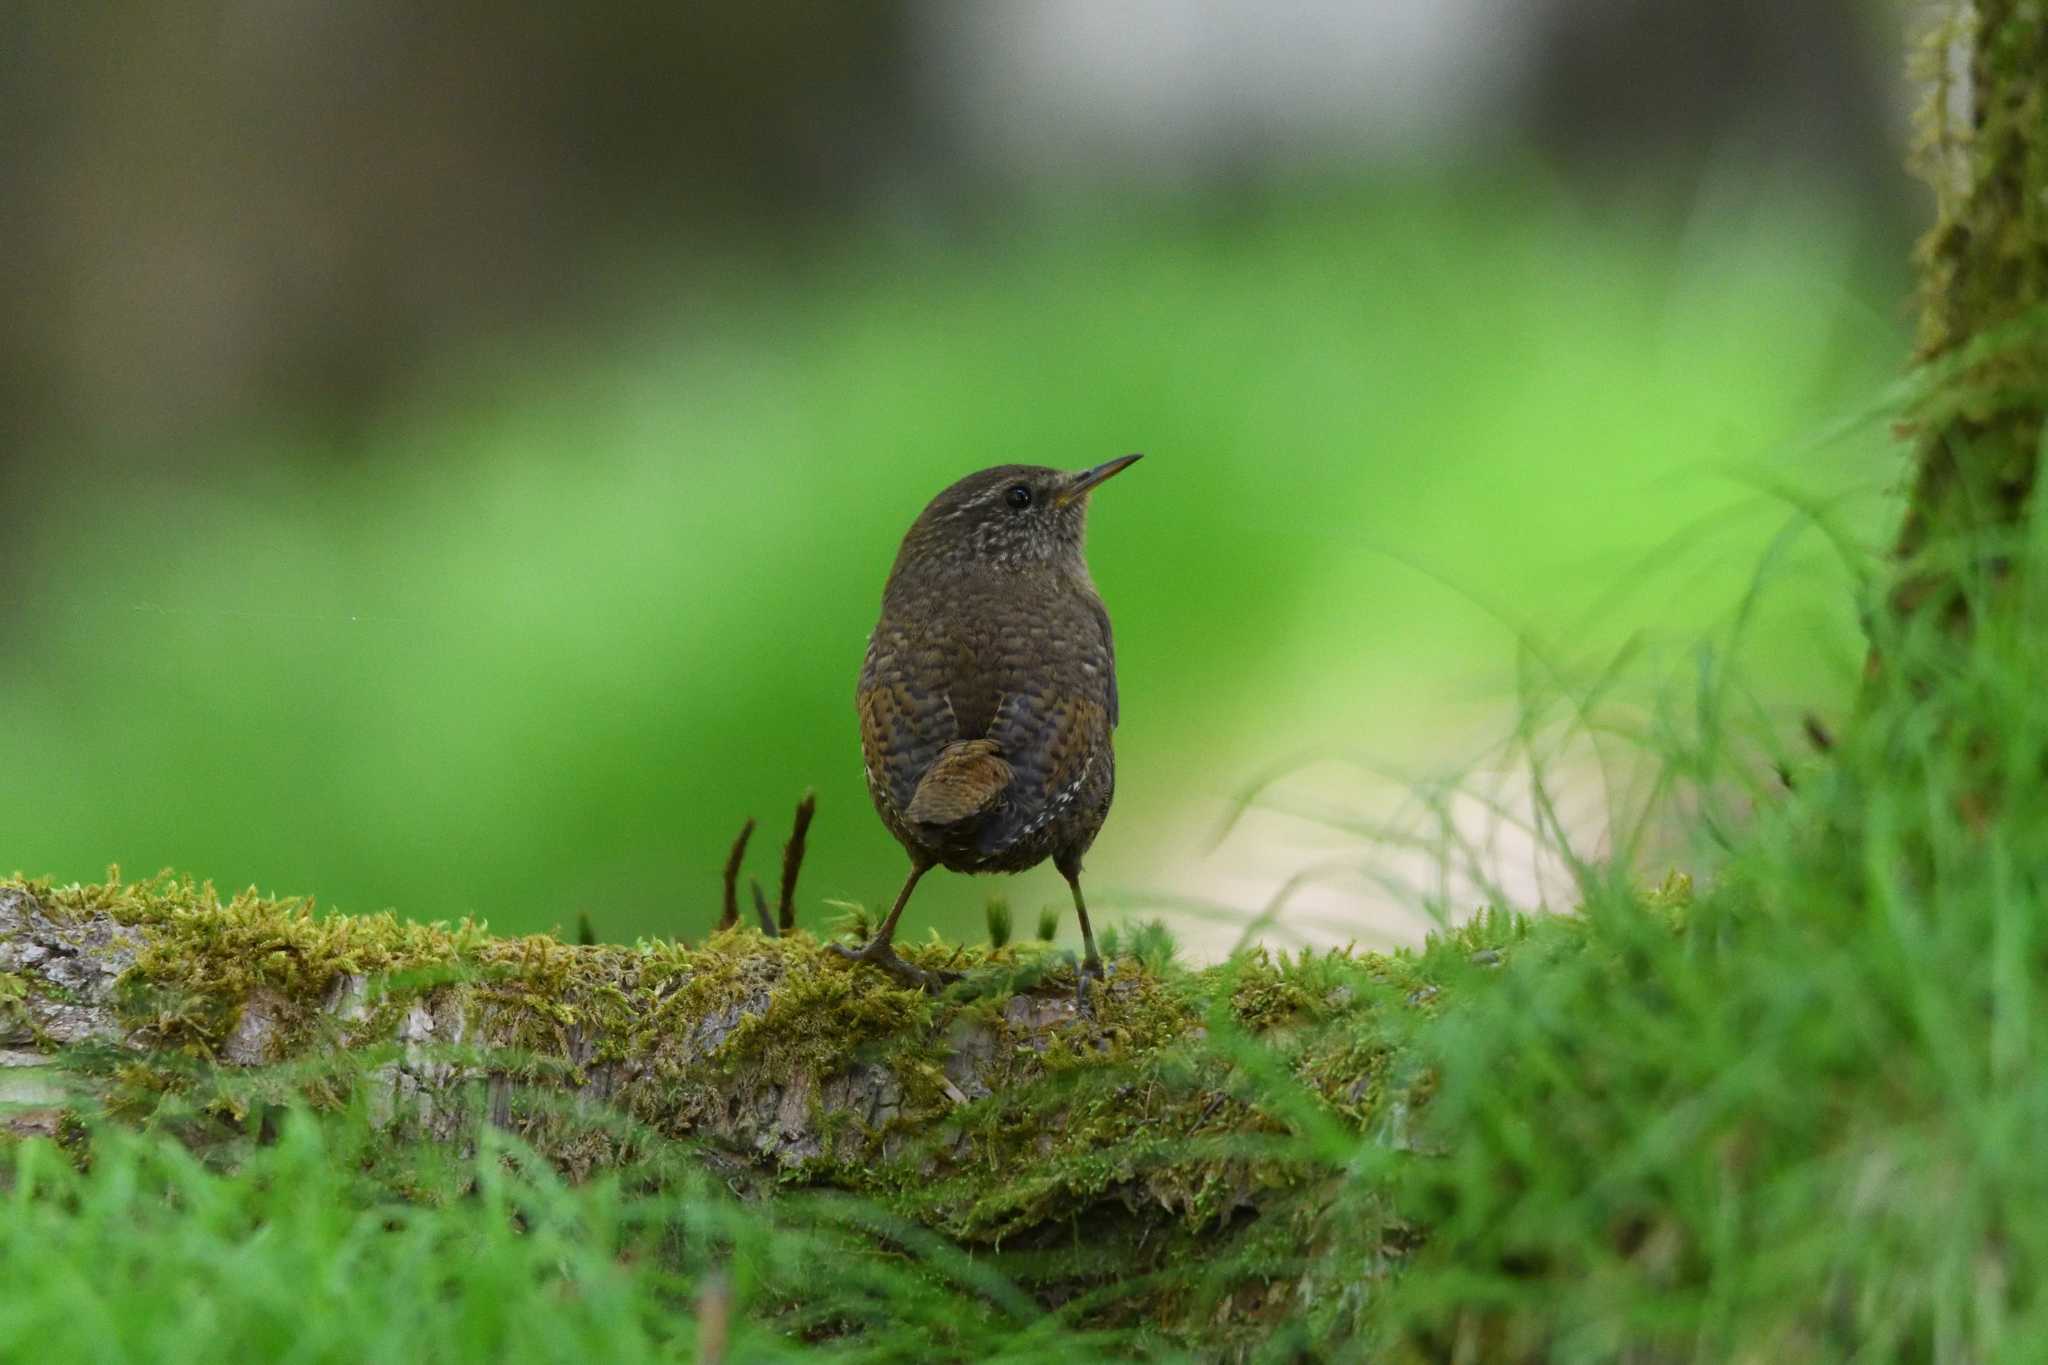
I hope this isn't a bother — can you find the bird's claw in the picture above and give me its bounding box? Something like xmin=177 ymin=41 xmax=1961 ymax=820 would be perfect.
xmin=1075 ymin=956 xmax=1106 ymax=1018
xmin=830 ymin=940 xmax=958 ymax=992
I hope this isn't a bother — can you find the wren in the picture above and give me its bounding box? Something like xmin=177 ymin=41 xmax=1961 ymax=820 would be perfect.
xmin=841 ymin=456 xmax=1141 ymax=1000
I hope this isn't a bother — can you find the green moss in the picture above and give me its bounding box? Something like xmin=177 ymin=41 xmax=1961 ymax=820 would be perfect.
xmin=0 ymin=971 xmax=34 ymax=1043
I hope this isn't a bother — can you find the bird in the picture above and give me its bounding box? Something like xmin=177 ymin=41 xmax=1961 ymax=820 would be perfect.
xmin=839 ymin=455 xmax=1141 ymax=1002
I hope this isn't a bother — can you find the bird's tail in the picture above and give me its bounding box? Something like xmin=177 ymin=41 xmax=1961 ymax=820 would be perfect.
xmin=905 ymin=739 xmax=1012 ymax=827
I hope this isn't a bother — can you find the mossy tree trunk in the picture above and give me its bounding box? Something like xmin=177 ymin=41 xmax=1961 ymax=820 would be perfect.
xmin=1890 ymin=3 xmax=2048 ymax=631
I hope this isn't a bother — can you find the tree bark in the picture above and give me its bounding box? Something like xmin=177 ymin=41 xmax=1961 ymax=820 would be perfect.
xmin=1891 ymin=2 xmax=2048 ymax=628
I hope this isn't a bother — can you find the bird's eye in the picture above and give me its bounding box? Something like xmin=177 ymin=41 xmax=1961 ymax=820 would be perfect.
xmin=1005 ymin=484 xmax=1033 ymax=509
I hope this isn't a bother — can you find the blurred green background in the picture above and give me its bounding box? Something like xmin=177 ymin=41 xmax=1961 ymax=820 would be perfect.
xmin=1 ymin=4 xmax=1918 ymax=951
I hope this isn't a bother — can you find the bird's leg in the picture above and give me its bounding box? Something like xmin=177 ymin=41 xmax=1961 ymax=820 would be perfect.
xmin=831 ymin=861 xmax=948 ymax=989
xmin=1061 ymin=864 xmax=1106 ymax=1015
xmin=864 ymin=861 xmax=928 ymax=954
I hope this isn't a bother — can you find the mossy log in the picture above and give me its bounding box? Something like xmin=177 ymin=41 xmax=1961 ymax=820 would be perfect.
xmin=0 ymin=874 xmax=1508 ymax=1339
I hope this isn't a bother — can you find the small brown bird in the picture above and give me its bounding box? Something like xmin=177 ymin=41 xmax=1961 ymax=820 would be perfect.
xmin=840 ymin=456 xmax=1141 ymax=999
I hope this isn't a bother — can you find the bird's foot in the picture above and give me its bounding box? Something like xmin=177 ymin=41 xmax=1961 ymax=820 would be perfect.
xmin=1075 ymin=955 xmax=1106 ymax=1018
xmin=830 ymin=940 xmax=959 ymax=993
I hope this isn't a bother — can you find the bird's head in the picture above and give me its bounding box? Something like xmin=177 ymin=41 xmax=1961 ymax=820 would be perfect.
xmin=892 ymin=456 xmax=1142 ymax=575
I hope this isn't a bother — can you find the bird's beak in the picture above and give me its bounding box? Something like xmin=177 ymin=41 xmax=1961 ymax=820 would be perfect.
xmin=1055 ymin=453 xmax=1143 ymax=507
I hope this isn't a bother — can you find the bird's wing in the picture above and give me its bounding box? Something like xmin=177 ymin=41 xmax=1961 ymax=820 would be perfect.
xmin=970 ymin=592 xmax=1118 ymax=856
xmin=976 ymin=691 xmax=1110 ymax=857
xmin=858 ymin=681 xmax=948 ymax=818
xmin=1089 ymin=593 xmax=1119 ymax=729
xmin=858 ymin=620 xmax=978 ymax=818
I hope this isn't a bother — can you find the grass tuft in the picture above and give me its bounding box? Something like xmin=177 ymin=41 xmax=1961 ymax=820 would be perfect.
xmin=984 ymin=894 xmax=1013 ymax=949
